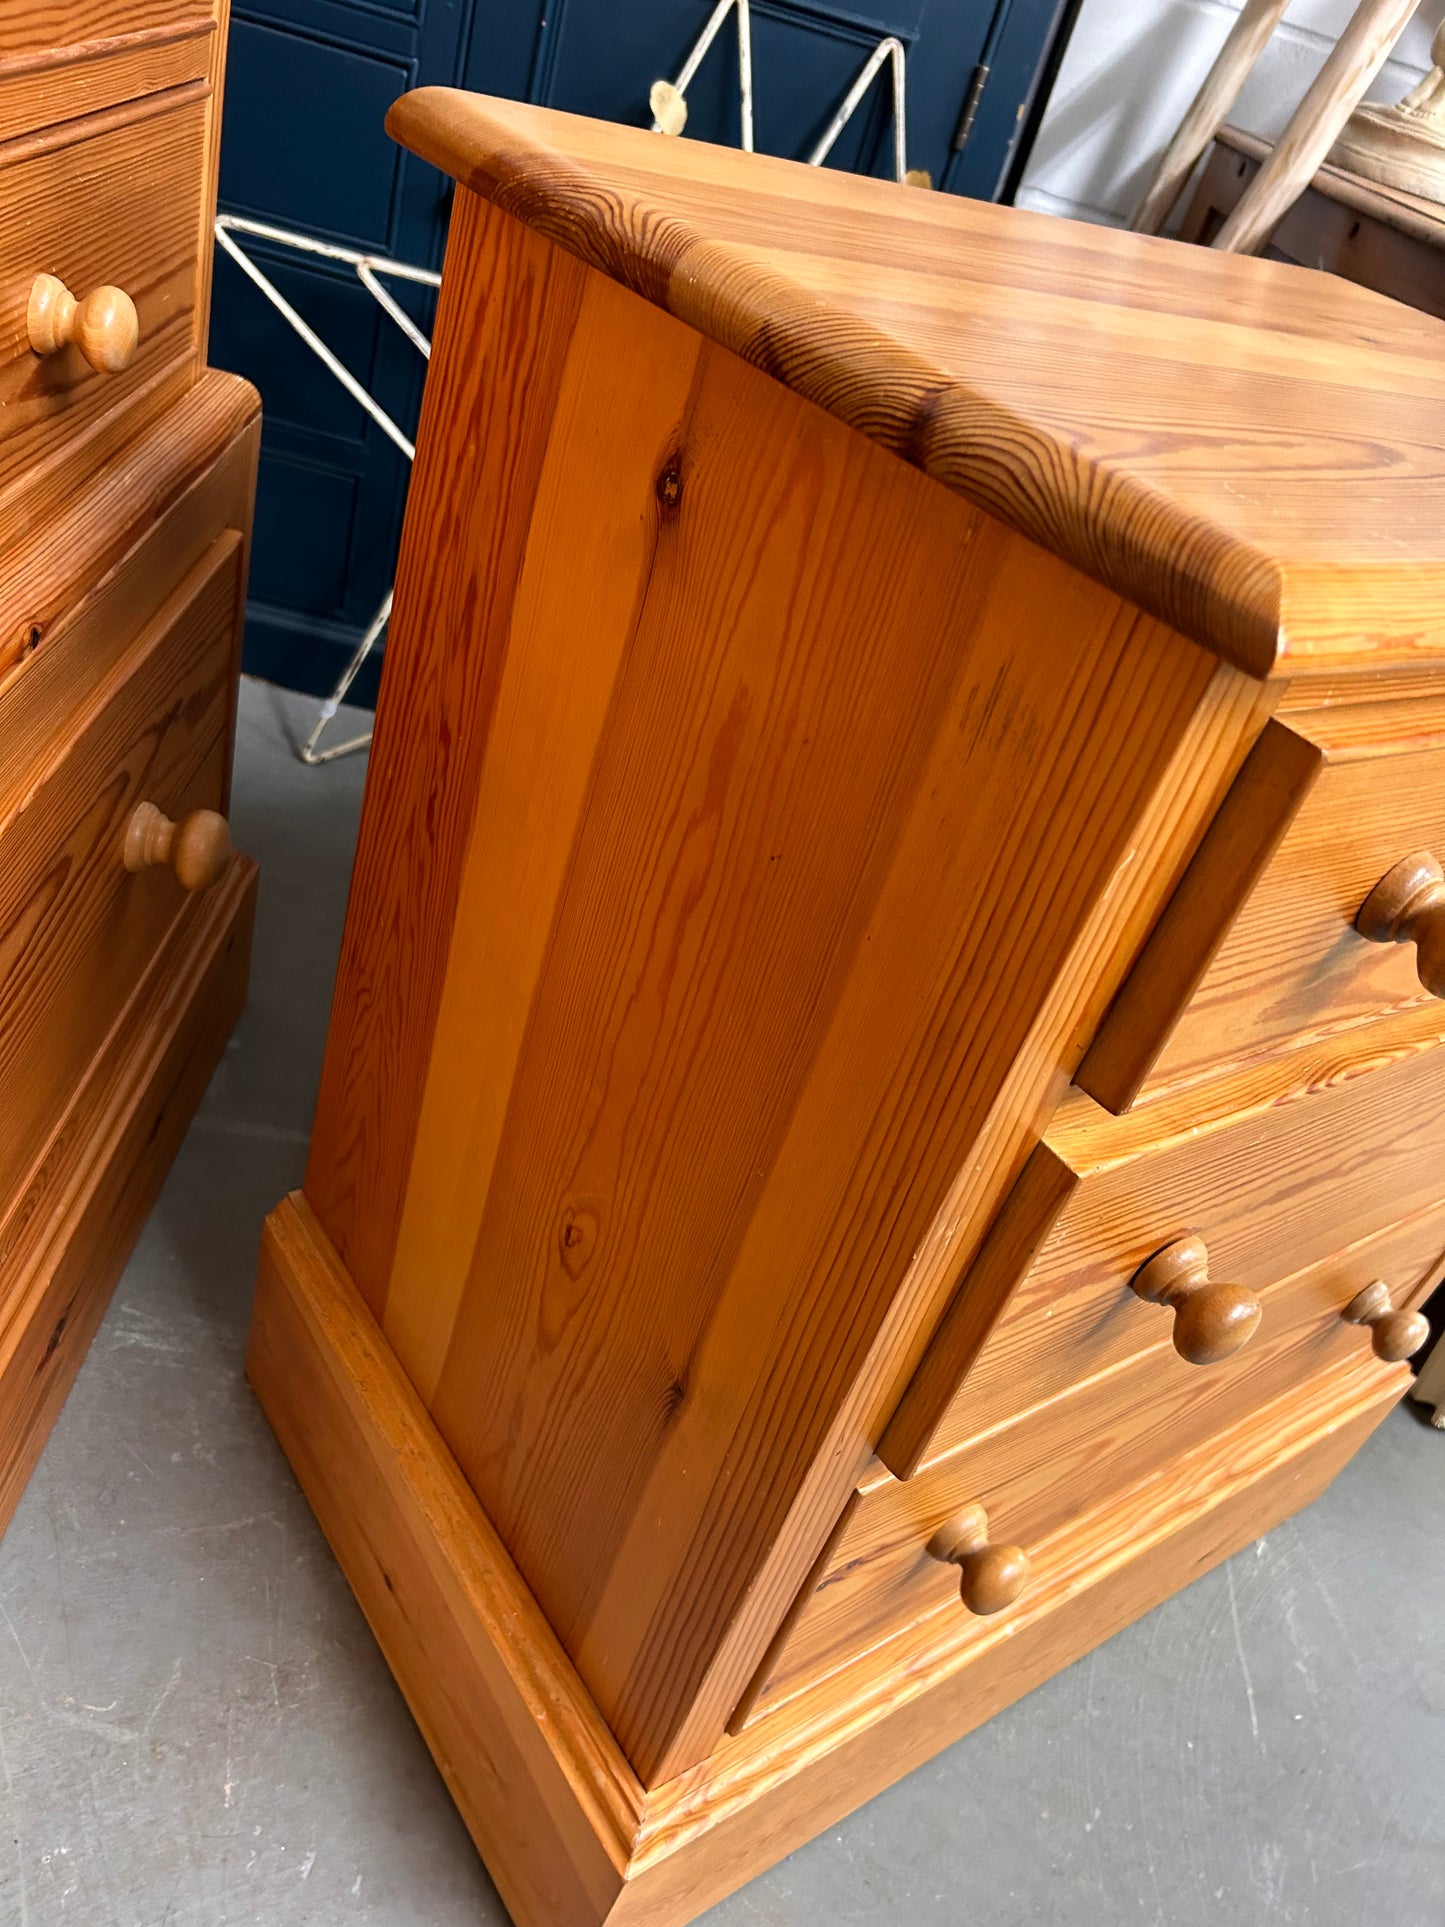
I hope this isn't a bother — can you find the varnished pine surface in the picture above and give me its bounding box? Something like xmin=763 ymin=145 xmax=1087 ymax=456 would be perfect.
xmin=1110 ymin=714 xmax=1445 ymax=1108
xmin=1076 ymin=716 xmax=1326 ymax=1113
xmin=304 ymin=187 xmax=1269 ymax=1786
xmin=0 ymin=856 xmax=254 ymax=1539
xmin=0 ymin=88 xmax=210 ymax=514
xmin=965 ymin=1041 xmax=1445 ymax=1439
xmin=0 ymin=3 xmax=209 ymax=56
xmin=389 ymin=87 xmax=1445 ymax=677
xmin=0 ymin=369 xmax=258 ymax=676
xmin=0 ymin=22 xmax=213 ymax=146
xmin=727 ymin=1352 xmax=1400 ymax=1750
xmin=246 ymin=1201 xmax=1403 ymax=1927
xmin=883 ymin=1028 xmax=1445 ymax=1475
xmin=247 ymin=1193 xmax=646 ymax=1927
xmin=0 ymin=538 xmax=237 ymax=1212
xmin=753 ymin=1203 xmax=1443 ymax=1716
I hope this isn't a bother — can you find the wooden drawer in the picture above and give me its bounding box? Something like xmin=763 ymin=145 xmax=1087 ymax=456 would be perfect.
xmin=0 ymin=530 xmax=241 ymax=1210
xmin=0 ymin=9 xmax=213 ymax=144
xmin=879 ymin=1040 xmax=1445 ymax=1478
xmin=0 ymin=87 xmax=207 ymax=517
xmin=739 ymin=1281 xmax=1416 ymax=1726
xmin=1077 ymin=713 xmax=1445 ymax=1114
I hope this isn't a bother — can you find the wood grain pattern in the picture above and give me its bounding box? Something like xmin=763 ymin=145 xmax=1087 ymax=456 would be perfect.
xmin=387 ymin=87 xmax=1445 ymax=678
xmin=0 ymin=536 xmax=238 ymax=1213
xmin=245 ymin=1199 xmax=1403 ymax=1926
xmin=0 ymin=414 xmax=252 ymax=796
xmin=749 ymin=1206 xmax=1441 ymax=1717
xmin=305 ymin=189 xmax=1279 ymax=1788
xmin=0 ymin=86 xmax=209 ymax=515
xmin=0 ymin=3 xmax=208 ymax=57
xmin=877 ymin=1145 xmax=1078 ymax=1480
xmin=707 ymin=1353 xmax=1401 ymax=1784
xmin=0 ymin=854 xmax=253 ymax=1537
xmin=246 ymin=96 xmax=1445 ymax=1922
xmin=380 ymin=269 xmax=706 ymax=1400
xmin=878 ymin=747 xmax=1445 ymax=1472
xmin=935 ymin=1043 xmax=1445 ymax=1458
xmin=1077 ymin=718 xmax=1324 ymax=1112
xmin=632 ymin=1370 xmax=1397 ymax=1923
xmin=0 ymin=22 xmax=213 ymax=147
xmin=0 ymin=368 xmax=258 ymax=677
xmin=304 ymin=197 xmax=592 ymax=1315
xmin=247 ymin=1193 xmax=646 ymax=1927
xmin=0 ymin=0 xmax=253 ymax=1577
xmin=1102 ymin=715 xmax=1445 ymax=1109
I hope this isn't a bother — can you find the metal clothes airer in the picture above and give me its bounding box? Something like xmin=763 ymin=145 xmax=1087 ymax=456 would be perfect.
xmin=219 ymin=5 xmax=913 ymax=764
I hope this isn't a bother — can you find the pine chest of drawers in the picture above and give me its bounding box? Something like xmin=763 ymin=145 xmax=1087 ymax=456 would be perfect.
xmin=249 ymin=90 xmax=1445 ymax=1927
xmin=0 ymin=1 xmax=257 ymax=1529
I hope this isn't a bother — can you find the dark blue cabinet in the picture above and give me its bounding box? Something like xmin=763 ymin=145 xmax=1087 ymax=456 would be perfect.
xmin=212 ymin=0 xmax=1073 ymax=702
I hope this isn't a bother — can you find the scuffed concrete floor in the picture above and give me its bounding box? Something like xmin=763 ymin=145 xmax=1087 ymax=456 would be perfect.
xmin=0 ymin=678 xmax=1441 ymax=1924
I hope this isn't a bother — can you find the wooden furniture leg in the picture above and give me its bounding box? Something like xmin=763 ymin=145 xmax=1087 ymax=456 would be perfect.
xmin=1213 ymin=0 xmax=1422 ymax=253
xmin=1132 ymin=0 xmax=1292 ymax=235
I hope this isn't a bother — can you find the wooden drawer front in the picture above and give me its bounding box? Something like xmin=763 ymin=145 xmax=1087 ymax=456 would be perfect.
xmin=746 ymin=1210 xmax=1439 ymax=1724
xmin=0 ymin=15 xmax=213 ymax=145
xmin=0 ymin=89 xmax=206 ymax=512
xmin=0 ymin=2 xmax=206 ymax=55
xmin=0 ymin=533 xmax=239 ymax=1209
xmin=880 ymin=1040 xmax=1445 ymax=1478
xmin=1077 ymin=718 xmax=1445 ymax=1114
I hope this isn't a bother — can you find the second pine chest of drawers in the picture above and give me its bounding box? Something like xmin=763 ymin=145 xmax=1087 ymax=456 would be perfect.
xmin=0 ymin=0 xmax=257 ymax=1531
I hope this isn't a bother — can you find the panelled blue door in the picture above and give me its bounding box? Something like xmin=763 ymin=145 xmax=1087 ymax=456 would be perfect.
xmin=212 ymin=0 xmax=1073 ymax=702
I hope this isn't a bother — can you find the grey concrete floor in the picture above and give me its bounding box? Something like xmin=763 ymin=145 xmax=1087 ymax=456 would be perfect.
xmin=0 ymin=678 xmax=1441 ymax=1925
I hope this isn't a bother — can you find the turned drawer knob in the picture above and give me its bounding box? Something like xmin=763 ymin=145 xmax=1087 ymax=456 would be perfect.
xmin=927 ymin=1504 xmax=1030 ymax=1616
xmin=1130 ymin=1234 xmax=1261 ymax=1365
xmin=1356 ymin=852 xmax=1445 ymax=998
xmin=1344 ymin=1281 xmax=1430 ymax=1362
xmin=28 ymin=272 xmax=139 ymax=375
xmin=124 ymin=803 xmax=233 ymax=891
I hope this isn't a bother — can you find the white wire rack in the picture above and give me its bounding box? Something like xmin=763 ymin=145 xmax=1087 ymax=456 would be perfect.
xmin=650 ymin=0 xmax=754 ymax=148
xmin=214 ymin=213 xmax=440 ymax=764
xmin=219 ymin=34 xmax=909 ymax=766
xmin=810 ymin=36 xmax=907 ymax=183
xmin=650 ymin=0 xmax=909 ymax=182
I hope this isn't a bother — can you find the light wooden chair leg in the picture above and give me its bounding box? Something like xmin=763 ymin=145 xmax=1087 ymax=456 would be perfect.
xmin=1213 ymin=0 xmax=1423 ymax=254
xmin=1132 ymin=0 xmax=1292 ymax=235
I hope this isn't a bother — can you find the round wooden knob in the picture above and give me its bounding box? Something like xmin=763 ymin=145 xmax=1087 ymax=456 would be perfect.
xmin=1343 ymin=1280 xmax=1431 ymax=1363
xmin=927 ymin=1503 xmax=1030 ymax=1616
xmin=1356 ymin=852 xmax=1445 ymax=999
xmin=1130 ymin=1234 xmax=1262 ymax=1365
xmin=28 ymin=273 xmax=139 ymax=375
xmin=123 ymin=802 xmax=233 ymax=891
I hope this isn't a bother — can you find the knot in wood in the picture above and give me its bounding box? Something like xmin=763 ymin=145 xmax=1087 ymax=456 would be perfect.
xmin=656 ymin=462 xmax=684 ymax=510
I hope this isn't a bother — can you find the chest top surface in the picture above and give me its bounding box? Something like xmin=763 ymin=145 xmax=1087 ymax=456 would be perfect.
xmin=390 ymin=87 xmax=1445 ymax=679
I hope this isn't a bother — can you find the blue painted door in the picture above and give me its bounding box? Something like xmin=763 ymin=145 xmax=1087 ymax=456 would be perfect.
xmin=212 ymin=0 xmax=1072 ymax=703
